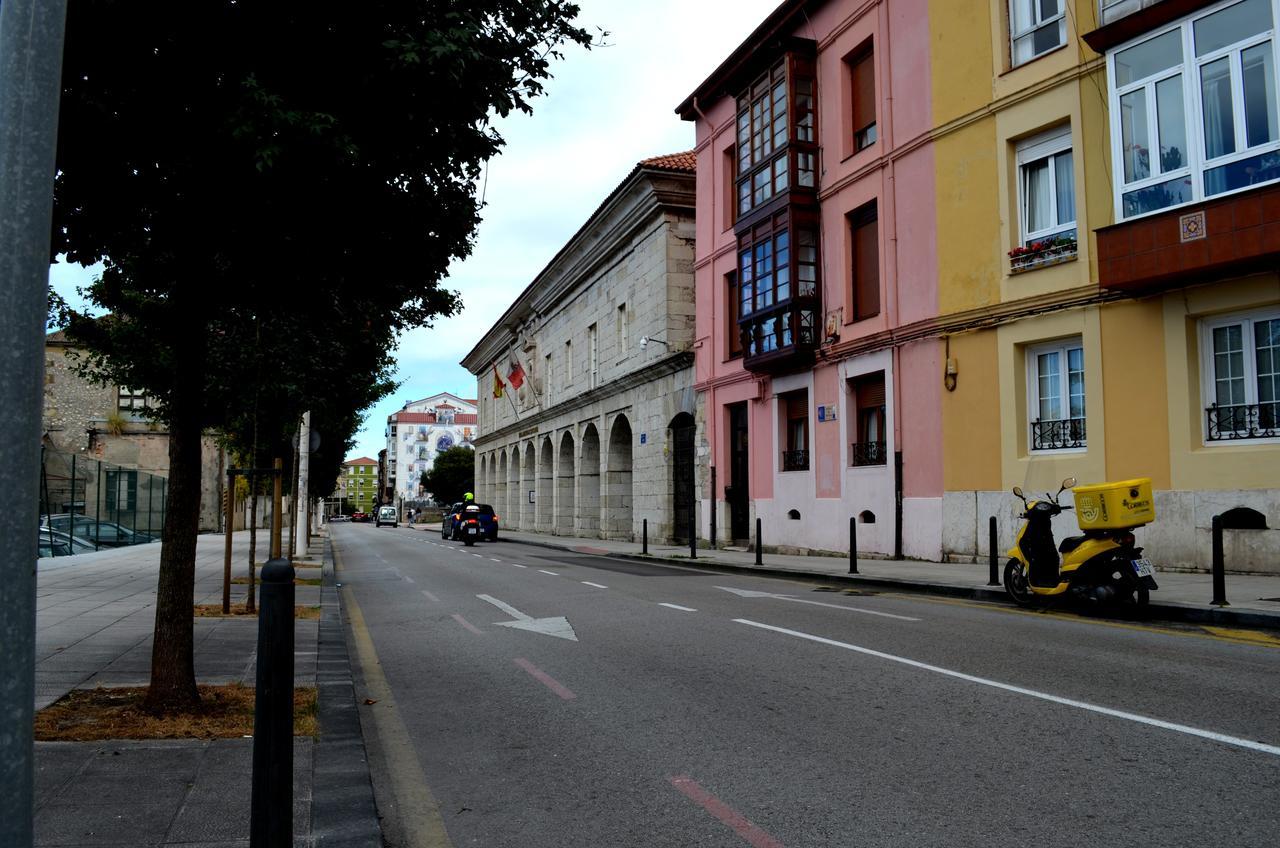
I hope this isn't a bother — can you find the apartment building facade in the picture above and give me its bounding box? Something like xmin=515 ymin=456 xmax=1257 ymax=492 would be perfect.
xmin=461 ymin=154 xmax=698 ymax=543
xmin=343 ymin=457 xmax=378 ymax=514
xmin=385 ymin=393 xmax=477 ymax=503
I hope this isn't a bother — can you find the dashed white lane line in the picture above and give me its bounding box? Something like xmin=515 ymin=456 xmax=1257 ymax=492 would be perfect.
xmin=734 ymin=618 xmax=1280 ymax=758
xmin=538 ymin=570 xmax=560 ymax=576
xmin=403 ymin=576 xmax=415 ymax=584
xmin=581 ymin=581 xmax=608 ymax=589
xmin=489 ymin=558 xmax=502 ymax=562
xmin=659 ymin=603 xmax=697 ymax=612
xmin=421 ymin=589 xmax=440 ymax=603
xmin=472 ymin=554 xmax=484 ymax=558
xmin=510 ymin=563 xmax=528 ymax=569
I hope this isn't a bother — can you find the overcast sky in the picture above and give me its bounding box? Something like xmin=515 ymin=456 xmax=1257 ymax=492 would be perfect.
xmin=49 ymin=0 xmax=783 ymax=462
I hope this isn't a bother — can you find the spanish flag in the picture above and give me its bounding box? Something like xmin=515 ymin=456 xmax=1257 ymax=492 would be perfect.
xmin=492 ymin=364 xmax=504 ymax=398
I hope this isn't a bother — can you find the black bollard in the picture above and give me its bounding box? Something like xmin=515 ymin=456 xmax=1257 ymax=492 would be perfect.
xmin=988 ymin=516 xmax=1000 ymax=586
xmin=642 ymin=519 xmax=648 ymax=555
xmin=689 ymin=512 xmax=697 ymax=560
xmin=755 ymin=517 xmax=763 ymax=566
xmin=1211 ymin=514 xmax=1229 ymax=607
xmin=250 ymin=556 xmax=296 ymax=846
xmin=849 ymin=517 xmax=858 ymax=574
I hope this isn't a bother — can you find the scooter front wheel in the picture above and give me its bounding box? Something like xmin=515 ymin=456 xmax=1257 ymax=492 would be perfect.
xmin=1004 ymin=560 xmax=1036 ymax=608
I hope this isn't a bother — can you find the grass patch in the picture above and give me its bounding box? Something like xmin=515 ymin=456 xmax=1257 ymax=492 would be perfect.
xmin=193 ymin=604 xmax=321 ymax=620
xmin=34 ymin=683 xmax=318 ymax=741
xmin=231 ymin=576 xmax=322 ymax=586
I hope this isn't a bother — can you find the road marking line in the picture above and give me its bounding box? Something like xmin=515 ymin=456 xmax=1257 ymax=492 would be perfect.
xmin=670 ymin=775 xmax=784 ymax=848
xmin=514 ymin=658 xmax=576 ymax=700
xmin=538 ymin=570 xmax=559 ymax=576
xmin=509 ymin=563 xmax=528 ymax=569
xmin=472 ymin=554 xmax=483 ymax=558
xmin=581 ymin=581 xmax=608 ymax=589
xmin=476 ymin=594 xmax=528 ymax=621
xmin=420 ymin=590 xmax=440 ymax=603
xmin=451 ymin=613 xmax=483 ymax=635
xmin=659 ymin=603 xmax=697 ymax=612
xmin=734 ymin=618 xmax=1280 ymax=758
xmin=716 ymin=586 xmax=919 ymax=621
xmin=403 ymin=576 xmax=415 ymax=584
xmin=336 ymin=549 xmax=454 ymax=847
xmin=489 ymin=558 xmax=502 ymax=562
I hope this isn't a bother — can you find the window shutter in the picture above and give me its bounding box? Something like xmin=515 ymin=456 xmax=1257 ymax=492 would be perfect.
xmin=852 ymin=205 xmax=880 ymax=320
xmin=856 ymin=377 xmax=885 ymax=410
xmin=853 ymin=51 xmax=875 ymax=135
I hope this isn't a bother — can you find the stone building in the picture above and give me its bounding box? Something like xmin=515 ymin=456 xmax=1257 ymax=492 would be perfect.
xmin=385 ymin=393 xmax=477 ymax=503
xmin=42 ymin=330 xmax=223 ymax=532
xmin=461 ymin=153 xmax=698 ymax=543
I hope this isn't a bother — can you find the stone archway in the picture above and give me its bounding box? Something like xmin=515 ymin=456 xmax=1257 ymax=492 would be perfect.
xmin=669 ymin=412 xmax=696 ymax=544
xmin=537 ymin=436 xmax=554 ymax=531
xmin=605 ymin=415 xmax=634 ymax=540
xmin=477 ymin=454 xmax=487 ymax=505
xmin=557 ymin=431 xmax=576 ymax=535
xmin=578 ymin=424 xmax=601 ymax=537
xmin=496 ymin=452 xmax=508 ymax=526
xmin=507 ymin=446 xmax=520 ymax=530
xmin=521 ymin=442 xmax=536 ymax=530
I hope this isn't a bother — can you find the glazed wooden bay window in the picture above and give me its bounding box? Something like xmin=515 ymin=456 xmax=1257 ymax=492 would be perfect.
xmin=737 ymin=210 xmax=821 ymax=371
xmin=735 ymin=55 xmax=818 ymax=220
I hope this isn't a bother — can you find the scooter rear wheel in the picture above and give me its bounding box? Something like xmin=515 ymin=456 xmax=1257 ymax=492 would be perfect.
xmin=1004 ymin=560 xmax=1035 ymax=608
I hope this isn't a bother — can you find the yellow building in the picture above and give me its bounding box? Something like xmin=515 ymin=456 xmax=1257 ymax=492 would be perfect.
xmin=934 ymin=0 xmax=1279 ymax=573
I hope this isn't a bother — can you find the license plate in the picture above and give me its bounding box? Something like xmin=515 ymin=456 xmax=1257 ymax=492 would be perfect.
xmin=1132 ymin=558 xmax=1154 ymax=578
xmin=467 ymin=526 xmax=477 ymax=534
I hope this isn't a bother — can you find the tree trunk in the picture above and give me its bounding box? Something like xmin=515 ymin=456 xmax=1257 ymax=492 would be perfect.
xmin=143 ymin=378 xmax=204 ymax=712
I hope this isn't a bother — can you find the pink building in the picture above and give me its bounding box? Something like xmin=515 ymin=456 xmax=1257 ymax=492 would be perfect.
xmin=676 ymin=0 xmax=942 ymax=557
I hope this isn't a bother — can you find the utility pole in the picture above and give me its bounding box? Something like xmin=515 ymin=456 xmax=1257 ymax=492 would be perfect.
xmin=0 ymin=3 xmax=69 ymax=846
xmin=294 ymin=411 xmax=310 ymax=558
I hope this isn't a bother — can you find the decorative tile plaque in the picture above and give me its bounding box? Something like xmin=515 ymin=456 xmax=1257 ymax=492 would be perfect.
xmin=1179 ymin=210 xmax=1206 ymax=242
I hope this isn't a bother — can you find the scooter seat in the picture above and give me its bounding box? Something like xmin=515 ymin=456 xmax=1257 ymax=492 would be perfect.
xmin=1058 ymin=534 xmax=1088 ymax=554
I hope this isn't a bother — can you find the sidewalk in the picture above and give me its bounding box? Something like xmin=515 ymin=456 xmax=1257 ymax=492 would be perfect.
xmin=32 ymin=530 xmax=380 ymax=848
xmin=468 ymin=526 xmax=1280 ymax=629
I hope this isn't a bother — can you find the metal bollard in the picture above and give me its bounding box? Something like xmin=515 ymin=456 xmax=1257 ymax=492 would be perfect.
xmin=988 ymin=516 xmax=1000 ymax=586
xmin=1211 ymin=514 xmax=1229 ymax=607
xmin=755 ymin=518 xmax=762 ymax=566
xmin=642 ymin=519 xmax=648 ymax=555
xmin=849 ymin=517 xmax=858 ymax=574
xmin=689 ymin=512 xmax=696 ymax=560
xmin=250 ymin=555 xmax=296 ymax=846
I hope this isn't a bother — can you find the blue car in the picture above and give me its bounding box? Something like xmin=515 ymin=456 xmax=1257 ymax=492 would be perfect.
xmin=442 ymin=503 xmax=499 ymax=544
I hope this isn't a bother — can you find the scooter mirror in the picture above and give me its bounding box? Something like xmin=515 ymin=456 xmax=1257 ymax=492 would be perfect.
xmin=1012 ymin=486 xmax=1024 ymax=499
xmin=1062 ymin=477 xmax=1077 ymax=490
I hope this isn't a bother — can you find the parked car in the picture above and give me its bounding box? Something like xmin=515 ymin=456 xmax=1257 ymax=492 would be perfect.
xmin=375 ymin=506 xmax=398 ymax=528
xmin=351 ymin=511 xmax=369 ymax=523
xmin=441 ymin=502 xmax=499 ymax=542
xmin=40 ymin=514 xmax=157 ymax=548
xmin=328 ymin=514 xmax=350 ymax=522
xmin=37 ymin=528 xmax=98 ymax=558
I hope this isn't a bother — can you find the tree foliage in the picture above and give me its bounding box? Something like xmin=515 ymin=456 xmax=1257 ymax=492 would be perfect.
xmin=52 ymin=0 xmax=594 ymax=710
xmin=423 ymin=446 xmax=476 ymax=506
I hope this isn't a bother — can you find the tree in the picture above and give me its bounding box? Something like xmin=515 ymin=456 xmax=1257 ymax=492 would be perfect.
xmin=53 ymin=1 xmax=594 ymax=711
xmin=423 ymin=447 xmax=476 ymax=506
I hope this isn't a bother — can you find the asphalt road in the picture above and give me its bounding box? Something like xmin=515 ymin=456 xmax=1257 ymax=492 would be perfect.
xmin=332 ymin=522 xmax=1280 ymax=848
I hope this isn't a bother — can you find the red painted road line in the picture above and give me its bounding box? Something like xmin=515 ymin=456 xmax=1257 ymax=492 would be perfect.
xmin=669 ymin=775 xmax=785 ymax=848
xmin=451 ymin=613 xmax=483 ymax=635
xmin=513 ymin=658 xmax=576 ymax=700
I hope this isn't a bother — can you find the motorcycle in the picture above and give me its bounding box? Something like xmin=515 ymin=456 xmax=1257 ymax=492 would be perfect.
xmin=1004 ymin=477 xmax=1158 ymax=610
xmin=461 ymin=514 xmax=480 ymax=546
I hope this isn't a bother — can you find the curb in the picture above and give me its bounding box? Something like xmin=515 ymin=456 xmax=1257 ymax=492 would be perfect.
xmin=500 ymin=532 xmax=1280 ymax=632
xmin=310 ymin=538 xmax=382 ymax=847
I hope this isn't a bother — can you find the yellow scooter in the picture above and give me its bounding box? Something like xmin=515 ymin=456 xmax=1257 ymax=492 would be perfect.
xmin=1004 ymin=477 xmax=1158 ymax=609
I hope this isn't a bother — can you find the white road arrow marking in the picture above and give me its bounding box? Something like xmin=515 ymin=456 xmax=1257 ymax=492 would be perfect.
xmin=476 ymin=594 xmax=579 ymax=642
xmin=715 ymin=586 xmax=920 ymax=621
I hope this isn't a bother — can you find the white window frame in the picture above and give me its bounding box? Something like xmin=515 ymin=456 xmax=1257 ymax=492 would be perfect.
xmin=1026 ymin=337 xmax=1087 ymax=453
xmin=588 ymin=323 xmax=599 ymax=388
xmin=1108 ymin=0 xmax=1280 ymax=221
xmin=1009 ymin=0 xmax=1066 ymax=67
xmin=1198 ymin=305 xmax=1280 ymax=444
xmin=1016 ymin=125 xmax=1077 ymax=245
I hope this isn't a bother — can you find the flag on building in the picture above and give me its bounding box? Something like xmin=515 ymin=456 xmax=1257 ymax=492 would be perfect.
xmin=507 ymin=359 xmax=526 ymax=390
xmin=492 ymin=364 xmax=504 ymax=398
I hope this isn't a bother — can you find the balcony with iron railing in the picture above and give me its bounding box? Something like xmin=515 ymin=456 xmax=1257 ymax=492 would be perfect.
xmin=781 ymin=449 xmax=809 ymax=472
xmin=849 ymin=441 xmax=887 ymax=467
xmin=1206 ymin=403 xmax=1279 ymax=441
xmin=1030 ymin=417 xmax=1087 ymax=451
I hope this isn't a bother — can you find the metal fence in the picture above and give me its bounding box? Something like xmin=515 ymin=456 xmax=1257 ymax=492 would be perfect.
xmin=38 ymin=448 xmax=167 ymax=555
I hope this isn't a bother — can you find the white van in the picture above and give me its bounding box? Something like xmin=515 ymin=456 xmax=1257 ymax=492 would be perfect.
xmin=375 ymin=506 xmax=398 ymax=528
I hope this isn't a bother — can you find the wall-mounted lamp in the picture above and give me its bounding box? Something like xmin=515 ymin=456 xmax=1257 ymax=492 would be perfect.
xmin=640 ymin=335 xmax=669 ymax=351
xmin=944 ymin=357 xmax=958 ymax=392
